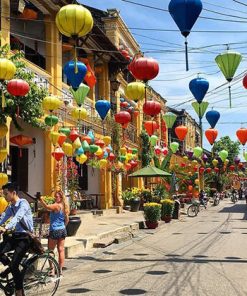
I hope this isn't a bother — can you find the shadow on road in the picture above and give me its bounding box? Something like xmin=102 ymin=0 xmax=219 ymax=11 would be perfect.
xmin=219 ymin=202 xmax=247 ymax=219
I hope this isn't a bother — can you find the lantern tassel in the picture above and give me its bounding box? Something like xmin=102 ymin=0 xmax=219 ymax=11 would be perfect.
xmin=74 ymin=45 xmax=78 ymax=74
xmin=1 ymin=91 xmax=5 ymax=109
xmin=228 ymin=84 xmax=232 ymax=108
xmin=185 ymin=38 xmax=189 ymax=71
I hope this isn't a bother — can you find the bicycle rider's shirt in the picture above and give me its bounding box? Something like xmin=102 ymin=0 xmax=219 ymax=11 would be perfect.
xmin=0 ymin=198 xmax=33 ymax=232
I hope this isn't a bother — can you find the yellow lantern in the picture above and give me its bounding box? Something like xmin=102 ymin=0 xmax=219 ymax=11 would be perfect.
xmin=0 ymin=173 xmax=8 ymax=188
xmin=0 ymin=196 xmax=8 ymax=214
xmin=195 ymin=179 xmax=200 ymax=185
xmin=0 ymin=148 xmax=8 ymax=163
xmin=42 ymin=96 xmax=62 ymax=112
xmin=0 ymin=124 xmax=8 ymax=139
xmin=224 ymin=159 xmax=229 ymax=165
xmin=49 ymin=131 xmax=60 ymax=146
xmin=72 ymin=137 xmax=81 ymax=150
xmin=0 ymin=58 xmax=16 ymax=81
xmin=76 ymin=154 xmax=87 ymax=164
xmin=62 ymin=142 xmax=73 ymax=157
xmin=71 ymin=107 xmax=87 ymax=121
xmin=120 ymin=147 xmax=127 ymax=155
xmin=183 ymin=156 xmax=188 ymax=162
xmin=125 ymin=82 xmax=145 ymax=102
xmin=99 ymin=159 xmax=108 ymax=169
xmin=192 ymin=160 xmax=198 ymax=166
xmin=56 ymin=4 xmax=93 ymax=38
xmin=126 ymin=153 xmax=133 ymax=161
xmin=212 ymin=159 xmax=219 ymax=167
xmin=103 ymin=136 xmax=111 ymax=146
xmin=95 ymin=147 xmax=103 ymax=156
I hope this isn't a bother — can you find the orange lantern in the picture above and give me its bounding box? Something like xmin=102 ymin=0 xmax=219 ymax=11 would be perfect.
xmin=144 ymin=121 xmax=158 ymax=136
xmin=175 ymin=125 xmax=188 ymax=141
xmin=10 ymin=134 xmax=34 ymax=157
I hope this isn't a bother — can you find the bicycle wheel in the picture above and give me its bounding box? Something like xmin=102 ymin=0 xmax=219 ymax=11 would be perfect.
xmin=187 ymin=205 xmax=198 ymax=217
xmin=23 ymin=254 xmax=60 ymax=296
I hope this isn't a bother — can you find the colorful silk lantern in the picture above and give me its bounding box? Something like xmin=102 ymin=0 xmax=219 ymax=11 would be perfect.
xmin=0 ymin=124 xmax=8 ymax=139
xmin=69 ymin=129 xmax=79 ymax=142
xmin=82 ymin=140 xmax=90 ymax=152
xmin=144 ymin=121 xmax=158 ymax=136
xmin=229 ymin=165 xmax=235 ymax=171
xmin=214 ymin=167 xmax=220 ymax=173
xmin=59 ymin=127 xmax=70 ymax=137
xmin=189 ymin=77 xmax=209 ymax=103
xmin=168 ymin=0 xmax=203 ymax=71
xmin=199 ymin=167 xmax=205 ymax=174
xmin=234 ymin=156 xmax=240 ymax=165
xmin=0 ymin=173 xmax=8 ymax=188
xmin=236 ymin=128 xmax=247 ymax=146
xmin=71 ymin=107 xmax=87 ymax=121
xmin=0 ymin=148 xmax=7 ymax=163
xmin=0 ymin=58 xmax=16 ymax=81
xmin=7 ymin=79 xmax=30 ymax=97
xmin=205 ymin=128 xmax=218 ymax=145
xmin=128 ymin=56 xmax=159 ymax=82
xmin=215 ymin=50 xmax=242 ymax=108
xmin=206 ymin=168 xmax=212 ymax=173
xmin=95 ymin=100 xmax=111 ymax=120
xmin=99 ymin=159 xmax=108 ymax=169
xmin=162 ymin=147 xmax=168 ymax=156
xmin=150 ymin=135 xmax=158 ymax=147
xmin=10 ymin=135 xmax=34 ymax=157
xmin=191 ymin=101 xmax=209 ymax=119
xmin=42 ymin=96 xmax=61 ymax=112
xmin=73 ymin=137 xmax=82 ymax=150
xmin=81 ymin=135 xmax=91 ymax=145
xmin=154 ymin=146 xmax=162 ymax=155
xmin=202 ymin=154 xmax=208 ymax=163
xmin=212 ymin=159 xmax=219 ymax=167
xmin=45 ymin=115 xmax=59 ymax=127
xmin=103 ymin=136 xmax=111 ymax=146
xmin=49 ymin=131 xmax=60 ymax=146
xmin=243 ymin=74 xmax=247 ymax=89
xmin=175 ymin=125 xmax=188 ymax=141
xmin=163 ymin=113 xmax=177 ymax=129
xmin=95 ymin=139 xmax=105 ymax=148
xmin=76 ymin=154 xmax=87 ymax=165
xmin=193 ymin=146 xmax=203 ymax=158
xmin=87 ymin=130 xmax=94 ymax=143
xmin=62 ymin=142 xmax=73 ymax=157
xmin=125 ymin=82 xmax=145 ymax=102
xmin=120 ymin=101 xmax=129 ymax=108
xmin=129 ymin=160 xmax=138 ymax=169
xmin=219 ymin=150 xmax=228 ymax=162
xmin=115 ymin=111 xmax=131 ymax=127
xmin=0 ymin=196 xmax=8 ymax=214
xmin=76 ymin=147 xmax=84 ymax=156
xmin=52 ymin=147 xmax=64 ymax=161
xmin=89 ymin=144 xmax=99 ymax=154
xmin=108 ymin=153 xmax=115 ymax=162
xmin=206 ymin=110 xmax=220 ymax=128
xmin=143 ymin=101 xmax=161 ymax=117
xmin=170 ymin=142 xmax=179 ymax=153
xmin=58 ymin=133 xmax=67 ymax=147
xmin=120 ymin=147 xmax=127 ymax=155
xmin=64 ymin=60 xmax=87 ymax=90
xmin=70 ymin=83 xmax=90 ymax=106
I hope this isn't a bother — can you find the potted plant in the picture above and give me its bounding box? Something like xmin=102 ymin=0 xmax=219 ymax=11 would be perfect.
xmin=143 ymin=203 xmax=161 ymax=229
xmin=38 ymin=196 xmax=55 ymax=223
xmin=69 ymin=200 xmax=78 ymax=216
xmin=122 ymin=187 xmax=141 ymax=212
xmin=161 ymin=199 xmax=175 ymax=223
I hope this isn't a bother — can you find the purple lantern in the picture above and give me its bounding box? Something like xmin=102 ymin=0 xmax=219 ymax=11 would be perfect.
xmin=202 ymin=154 xmax=208 ymax=163
xmin=234 ymin=156 xmax=240 ymax=165
xmin=186 ymin=151 xmax=193 ymax=159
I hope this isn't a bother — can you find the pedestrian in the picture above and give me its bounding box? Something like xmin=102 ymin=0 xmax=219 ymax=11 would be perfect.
xmin=38 ymin=190 xmax=69 ymax=276
xmin=244 ymin=187 xmax=247 ymax=204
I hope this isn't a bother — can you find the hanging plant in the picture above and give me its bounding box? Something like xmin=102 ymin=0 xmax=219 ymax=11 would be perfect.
xmin=140 ymin=130 xmax=151 ymax=167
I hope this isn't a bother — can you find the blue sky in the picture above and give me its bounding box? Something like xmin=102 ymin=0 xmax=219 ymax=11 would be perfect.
xmin=80 ymin=0 xmax=247 ymax=153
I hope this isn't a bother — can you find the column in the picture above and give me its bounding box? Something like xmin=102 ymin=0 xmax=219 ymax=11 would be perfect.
xmin=1 ymin=0 xmax=10 ymax=46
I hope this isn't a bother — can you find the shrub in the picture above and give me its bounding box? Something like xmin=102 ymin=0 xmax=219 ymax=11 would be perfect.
xmin=161 ymin=199 xmax=175 ymax=217
xmin=122 ymin=187 xmax=140 ymax=205
xmin=143 ymin=202 xmax=161 ymax=222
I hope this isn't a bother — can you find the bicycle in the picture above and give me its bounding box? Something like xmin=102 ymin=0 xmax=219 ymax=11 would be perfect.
xmin=187 ymin=199 xmax=206 ymax=217
xmin=0 ymin=234 xmax=60 ymax=296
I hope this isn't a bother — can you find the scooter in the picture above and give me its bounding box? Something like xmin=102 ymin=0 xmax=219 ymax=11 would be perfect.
xmin=212 ymin=192 xmax=220 ymax=206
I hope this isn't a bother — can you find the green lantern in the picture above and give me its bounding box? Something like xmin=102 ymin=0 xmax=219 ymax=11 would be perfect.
xmin=59 ymin=127 xmax=71 ymax=136
xmin=163 ymin=113 xmax=177 ymax=129
xmin=89 ymin=144 xmax=99 ymax=154
xmin=215 ymin=50 xmax=242 ymax=108
xmin=119 ymin=155 xmax=126 ymax=163
xmin=193 ymin=146 xmax=203 ymax=158
xmin=191 ymin=101 xmax=209 ymax=119
xmin=150 ymin=135 xmax=158 ymax=147
xmin=132 ymin=148 xmax=138 ymax=155
xmin=219 ymin=150 xmax=228 ymax=162
xmin=70 ymin=83 xmax=90 ymax=106
xmin=45 ymin=115 xmax=59 ymax=127
xmin=82 ymin=140 xmax=90 ymax=152
xmin=170 ymin=142 xmax=179 ymax=154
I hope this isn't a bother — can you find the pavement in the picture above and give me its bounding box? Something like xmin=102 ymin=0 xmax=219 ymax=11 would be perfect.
xmin=55 ymin=199 xmax=247 ymax=296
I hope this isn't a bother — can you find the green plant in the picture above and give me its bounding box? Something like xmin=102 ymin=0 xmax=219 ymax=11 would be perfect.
xmin=153 ymin=184 xmax=169 ymax=200
xmin=139 ymin=188 xmax=153 ymax=203
xmin=42 ymin=196 xmax=55 ymax=205
xmin=143 ymin=202 xmax=161 ymax=222
xmin=0 ymin=44 xmax=48 ymax=130
xmin=70 ymin=200 xmax=80 ymax=210
xmin=160 ymin=199 xmax=175 ymax=217
xmin=122 ymin=187 xmax=140 ymax=205
xmin=140 ymin=130 xmax=151 ymax=167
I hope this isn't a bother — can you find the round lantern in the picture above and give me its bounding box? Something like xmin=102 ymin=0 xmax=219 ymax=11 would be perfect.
xmin=125 ymin=163 xmax=132 ymax=171
xmin=0 ymin=58 xmax=16 ymax=81
xmin=175 ymin=125 xmax=188 ymax=141
xmin=0 ymin=173 xmax=8 ymax=188
xmin=229 ymin=165 xmax=235 ymax=171
xmin=162 ymin=147 xmax=168 ymax=156
xmin=59 ymin=127 xmax=70 ymax=136
xmin=193 ymin=146 xmax=203 ymax=158
xmin=76 ymin=154 xmax=87 ymax=165
xmin=205 ymin=128 xmax=218 ymax=145
xmin=239 ymin=163 xmax=244 ymax=169
xmin=49 ymin=131 xmax=60 ymax=146
xmin=120 ymin=101 xmax=129 ymax=108
xmin=188 ymin=185 xmax=193 ymax=192
xmin=243 ymin=74 xmax=247 ymax=89
xmin=150 ymin=135 xmax=158 ymax=147
xmin=236 ymin=128 xmax=247 ymax=145
xmin=71 ymin=107 xmax=87 ymax=121
xmin=44 ymin=115 xmax=59 ymax=127
xmin=144 ymin=121 xmax=158 ymax=136
xmin=42 ymin=96 xmax=62 ymax=112
xmin=52 ymin=147 xmax=64 ymax=161
xmin=0 ymin=124 xmax=8 ymax=139
xmin=143 ymin=101 xmax=161 ymax=117
xmin=195 ymin=179 xmax=200 ymax=185
xmin=115 ymin=111 xmax=131 ymax=127
xmin=56 ymin=4 xmax=93 ymax=38
xmin=219 ymin=150 xmax=228 ymax=162
xmin=206 ymin=168 xmax=212 ymax=173
xmin=7 ymin=79 xmax=30 ymax=97
xmin=234 ymin=156 xmax=240 ymax=165
xmin=0 ymin=148 xmax=7 ymax=163
xmin=62 ymin=142 xmax=73 ymax=157
xmin=212 ymin=159 xmax=219 ymax=167
xmin=129 ymin=160 xmax=138 ymax=169
xmin=199 ymin=167 xmax=205 ymax=174
xmin=103 ymin=136 xmax=111 ymax=146
xmin=0 ymin=196 xmax=8 ymax=214
xmin=120 ymin=147 xmax=127 ymax=155
xmin=125 ymin=82 xmax=145 ymax=102
xmin=214 ymin=167 xmax=220 ymax=173
xmin=128 ymin=56 xmax=159 ymax=82
xmin=170 ymin=142 xmax=179 ymax=154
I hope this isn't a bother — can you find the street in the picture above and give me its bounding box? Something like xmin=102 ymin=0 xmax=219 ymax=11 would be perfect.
xmin=57 ymin=199 xmax=247 ymax=296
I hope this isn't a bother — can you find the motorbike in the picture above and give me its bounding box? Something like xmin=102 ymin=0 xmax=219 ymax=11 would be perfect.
xmin=212 ymin=192 xmax=220 ymax=206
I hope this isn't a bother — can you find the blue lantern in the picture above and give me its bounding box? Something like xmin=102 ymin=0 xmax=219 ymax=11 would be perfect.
xmin=103 ymin=150 xmax=108 ymax=159
xmin=87 ymin=130 xmax=95 ymax=144
xmin=64 ymin=60 xmax=87 ymax=90
xmin=206 ymin=110 xmax=220 ymax=128
xmin=169 ymin=0 xmax=203 ymax=71
xmin=120 ymin=98 xmax=125 ymax=102
xmin=189 ymin=78 xmax=209 ymax=103
xmin=107 ymin=145 xmax=113 ymax=152
xmin=95 ymin=100 xmax=111 ymax=120
xmin=76 ymin=147 xmax=84 ymax=156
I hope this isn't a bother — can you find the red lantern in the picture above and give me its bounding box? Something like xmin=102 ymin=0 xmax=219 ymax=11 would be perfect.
xmin=199 ymin=167 xmax=205 ymax=174
xmin=10 ymin=134 xmax=34 ymax=157
xmin=206 ymin=168 xmax=212 ymax=173
xmin=193 ymin=166 xmax=198 ymax=172
xmin=180 ymin=163 xmax=186 ymax=168
xmin=162 ymin=147 xmax=168 ymax=156
xmin=214 ymin=167 xmax=219 ymax=173
xmin=69 ymin=129 xmax=79 ymax=142
xmin=175 ymin=125 xmax=188 ymax=141
xmin=52 ymin=147 xmax=64 ymax=161
xmin=120 ymin=101 xmax=129 ymax=108
xmin=125 ymin=163 xmax=132 ymax=171
xmin=108 ymin=153 xmax=115 ymax=162
xmin=236 ymin=128 xmax=247 ymax=145
xmin=143 ymin=101 xmax=161 ymax=117
xmin=58 ymin=133 xmax=67 ymax=147
xmin=205 ymin=128 xmax=218 ymax=145
xmin=229 ymin=165 xmax=235 ymax=171
xmin=243 ymin=74 xmax=247 ymax=89
xmin=188 ymin=185 xmax=193 ymax=192
xmin=154 ymin=146 xmax=161 ymax=155
xmin=105 ymin=147 xmax=111 ymax=154
xmin=129 ymin=160 xmax=138 ymax=168
xmin=239 ymin=163 xmax=244 ymax=169
xmin=81 ymin=135 xmax=91 ymax=144
xmin=115 ymin=111 xmax=131 ymax=127
xmin=121 ymin=49 xmax=130 ymax=60
xmin=144 ymin=121 xmax=158 ymax=136
xmin=128 ymin=56 xmax=159 ymax=82
xmin=95 ymin=139 xmax=105 ymax=148
xmin=7 ymin=79 xmax=30 ymax=97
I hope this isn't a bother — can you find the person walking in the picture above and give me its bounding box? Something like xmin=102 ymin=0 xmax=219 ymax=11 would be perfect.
xmin=38 ymin=190 xmax=69 ymax=276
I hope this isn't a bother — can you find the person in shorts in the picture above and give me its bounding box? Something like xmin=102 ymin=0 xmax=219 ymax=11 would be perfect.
xmin=39 ymin=190 xmax=69 ymax=275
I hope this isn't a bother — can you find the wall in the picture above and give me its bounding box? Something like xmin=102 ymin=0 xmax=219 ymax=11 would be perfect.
xmin=10 ymin=121 xmax=44 ymax=196
xmin=85 ymin=166 xmax=100 ymax=194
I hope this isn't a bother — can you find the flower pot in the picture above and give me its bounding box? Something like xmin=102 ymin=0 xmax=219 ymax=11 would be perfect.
xmin=38 ymin=210 xmax=50 ymax=224
xmin=161 ymin=216 xmax=172 ymax=223
xmin=145 ymin=221 xmax=159 ymax=229
xmin=70 ymin=209 xmax=77 ymax=216
xmin=130 ymin=199 xmax=141 ymax=212
xmin=66 ymin=216 xmax=81 ymax=237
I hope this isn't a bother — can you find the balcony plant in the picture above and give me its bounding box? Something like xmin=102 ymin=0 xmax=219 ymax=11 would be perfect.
xmin=122 ymin=187 xmax=141 ymax=212
xmin=160 ymin=199 xmax=175 ymax=223
xmin=143 ymin=202 xmax=161 ymax=229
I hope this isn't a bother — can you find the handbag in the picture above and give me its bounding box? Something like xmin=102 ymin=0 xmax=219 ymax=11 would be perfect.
xmin=10 ymin=207 xmax=44 ymax=255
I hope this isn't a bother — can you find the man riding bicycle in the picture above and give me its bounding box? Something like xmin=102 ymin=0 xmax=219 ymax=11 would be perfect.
xmin=0 ymin=183 xmax=33 ymax=296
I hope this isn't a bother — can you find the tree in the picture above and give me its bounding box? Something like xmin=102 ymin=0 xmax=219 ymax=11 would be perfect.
xmin=213 ymin=136 xmax=240 ymax=164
